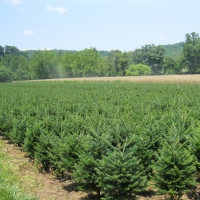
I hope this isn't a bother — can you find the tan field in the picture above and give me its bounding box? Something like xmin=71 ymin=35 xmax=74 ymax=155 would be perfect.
xmin=27 ymin=74 xmax=200 ymax=84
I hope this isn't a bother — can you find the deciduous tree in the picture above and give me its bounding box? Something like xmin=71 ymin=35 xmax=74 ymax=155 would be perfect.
xmin=183 ymin=32 xmax=200 ymax=73
xmin=126 ymin=64 xmax=151 ymax=76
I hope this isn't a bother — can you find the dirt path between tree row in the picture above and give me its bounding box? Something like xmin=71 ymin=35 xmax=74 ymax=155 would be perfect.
xmin=0 ymin=136 xmax=90 ymax=200
xmin=0 ymin=135 xmax=199 ymax=200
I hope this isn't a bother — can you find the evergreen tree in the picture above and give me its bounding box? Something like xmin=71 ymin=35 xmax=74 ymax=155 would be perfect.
xmin=153 ymin=135 xmax=196 ymax=200
xmin=34 ymin=132 xmax=53 ymax=171
xmin=72 ymin=118 xmax=110 ymax=198
xmin=48 ymin=132 xmax=87 ymax=177
xmin=23 ymin=121 xmax=44 ymax=158
xmin=96 ymin=139 xmax=147 ymax=200
xmin=9 ymin=117 xmax=28 ymax=145
xmin=190 ymin=126 xmax=200 ymax=172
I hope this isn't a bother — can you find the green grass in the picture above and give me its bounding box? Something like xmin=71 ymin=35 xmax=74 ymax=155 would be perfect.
xmin=0 ymin=141 xmax=38 ymax=200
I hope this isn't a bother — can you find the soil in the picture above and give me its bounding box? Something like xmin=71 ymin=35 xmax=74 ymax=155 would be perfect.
xmin=0 ymin=136 xmax=89 ymax=200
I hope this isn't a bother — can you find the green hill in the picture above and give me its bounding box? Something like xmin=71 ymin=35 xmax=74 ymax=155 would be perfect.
xmin=22 ymin=42 xmax=184 ymax=60
xmin=162 ymin=42 xmax=184 ymax=59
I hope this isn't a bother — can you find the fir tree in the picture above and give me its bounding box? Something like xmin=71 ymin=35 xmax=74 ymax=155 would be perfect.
xmin=72 ymin=117 xmax=110 ymax=198
xmin=96 ymin=139 xmax=147 ymax=200
xmin=48 ymin=132 xmax=86 ymax=177
xmin=34 ymin=132 xmax=53 ymax=171
xmin=190 ymin=126 xmax=200 ymax=172
xmin=9 ymin=117 xmax=28 ymax=145
xmin=23 ymin=121 xmax=43 ymax=158
xmin=153 ymin=135 xmax=196 ymax=200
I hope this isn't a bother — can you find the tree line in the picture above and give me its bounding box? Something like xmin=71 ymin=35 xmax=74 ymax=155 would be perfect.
xmin=0 ymin=32 xmax=200 ymax=82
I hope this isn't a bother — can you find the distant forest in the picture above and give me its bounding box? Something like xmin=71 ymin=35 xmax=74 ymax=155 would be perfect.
xmin=0 ymin=32 xmax=199 ymax=82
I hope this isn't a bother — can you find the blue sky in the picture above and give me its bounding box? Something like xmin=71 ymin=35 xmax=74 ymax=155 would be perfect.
xmin=1 ymin=0 xmax=200 ymax=51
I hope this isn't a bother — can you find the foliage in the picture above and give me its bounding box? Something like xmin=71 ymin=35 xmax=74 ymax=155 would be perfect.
xmin=163 ymin=42 xmax=184 ymax=59
xmin=30 ymin=50 xmax=59 ymax=79
xmin=0 ymin=65 xmax=12 ymax=82
xmin=4 ymin=45 xmax=21 ymax=56
xmin=1 ymin=32 xmax=200 ymax=80
xmin=163 ymin=57 xmax=177 ymax=74
xmin=61 ymin=48 xmax=108 ymax=77
xmin=107 ymin=50 xmax=129 ymax=76
xmin=0 ymin=45 xmax=4 ymax=59
xmin=126 ymin=63 xmax=151 ymax=76
xmin=130 ymin=44 xmax=166 ymax=75
xmin=0 ymin=77 xmax=200 ymax=198
xmin=9 ymin=56 xmax=31 ymax=80
xmin=73 ymin=118 xmax=110 ymax=197
xmin=153 ymin=126 xmax=196 ymax=200
xmin=49 ymin=132 xmax=87 ymax=176
xmin=190 ymin=124 xmax=200 ymax=172
xmin=183 ymin=32 xmax=200 ymax=74
xmin=96 ymin=139 xmax=147 ymax=200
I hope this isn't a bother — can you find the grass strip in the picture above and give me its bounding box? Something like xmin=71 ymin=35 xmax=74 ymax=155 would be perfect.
xmin=0 ymin=141 xmax=38 ymax=200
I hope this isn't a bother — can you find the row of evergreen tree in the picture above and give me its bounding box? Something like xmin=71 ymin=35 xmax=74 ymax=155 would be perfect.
xmin=0 ymin=32 xmax=200 ymax=82
xmin=1 ymin=82 xmax=200 ymax=199
xmin=4 ymin=112 xmax=198 ymax=200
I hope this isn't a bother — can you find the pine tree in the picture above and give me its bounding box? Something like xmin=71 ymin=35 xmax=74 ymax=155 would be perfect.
xmin=153 ymin=135 xmax=196 ymax=200
xmin=96 ymin=139 xmax=147 ymax=200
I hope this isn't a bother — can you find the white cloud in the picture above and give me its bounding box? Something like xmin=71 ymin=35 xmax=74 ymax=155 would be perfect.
xmin=46 ymin=5 xmax=68 ymax=14
xmin=55 ymin=7 xmax=68 ymax=13
xmin=7 ymin=0 xmax=23 ymax=5
xmin=23 ymin=30 xmax=34 ymax=35
xmin=157 ymin=36 xmax=165 ymax=40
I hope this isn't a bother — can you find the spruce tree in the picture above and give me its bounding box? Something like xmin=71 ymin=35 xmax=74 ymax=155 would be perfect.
xmin=23 ymin=121 xmax=43 ymax=158
xmin=48 ymin=132 xmax=87 ymax=177
xmin=34 ymin=132 xmax=53 ymax=171
xmin=96 ymin=139 xmax=147 ymax=200
xmin=153 ymin=136 xmax=196 ymax=200
xmin=9 ymin=117 xmax=27 ymax=145
xmin=72 ymin=118 xmax=110 ymax=198
xmin=190 ymin=126 xmax=200 ymax=172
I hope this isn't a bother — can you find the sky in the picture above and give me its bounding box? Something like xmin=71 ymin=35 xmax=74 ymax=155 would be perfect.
xmin=1 ymin=0 xmax=200 ymax=52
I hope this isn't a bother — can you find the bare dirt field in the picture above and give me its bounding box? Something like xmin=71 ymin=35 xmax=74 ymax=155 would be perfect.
xmin=26 ymin=75 xmax=200 ymax=84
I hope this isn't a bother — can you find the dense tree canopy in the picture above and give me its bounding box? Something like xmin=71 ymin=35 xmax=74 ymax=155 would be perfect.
xmin=130 ymin=44 xmax=166 ymax=75
xmin=183 ymin=32 xmax=200 ymax=73
xmin=0 ymin=65 xmax=12 ymax=82
xmin=0 ymin=32 xmax=200 ymax=82
xmin=60 ymin=48 xmax=108 ymax=78
xmin=0 ymin=46 xmax=4 ymax=59
xmin=30 ymin=51 xmax=59 ymax=79
xmin=126 ymin=64 xmax=151 ymax=76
